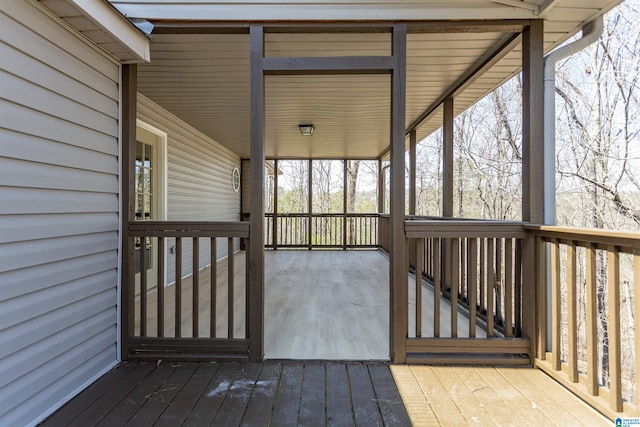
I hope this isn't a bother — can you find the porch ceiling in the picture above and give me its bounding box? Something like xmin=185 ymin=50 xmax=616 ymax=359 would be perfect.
xmin=132 ymin=0 xmax=621 ymax=159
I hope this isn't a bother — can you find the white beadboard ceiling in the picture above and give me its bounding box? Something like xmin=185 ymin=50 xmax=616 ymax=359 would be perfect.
xmin=126 ymin=0 xmax=622 ymax=159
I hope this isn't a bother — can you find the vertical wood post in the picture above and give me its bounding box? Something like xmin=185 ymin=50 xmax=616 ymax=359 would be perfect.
xmin=343 ymin=160 xmax=348 ymax=250
xmin=521 ymin=20 xmax=544 ymax=357
xmin=377 ymin=159 xmax=384 ymax=213
xmin=390 ymin=23 xmax=407 ymax=363
xmin=120 ymin=63 xmax=137 ymax=361
xmin=249 ymin=24 xmax=265 ymax=361
xmin=409 ymin=130 xmax=417 ymax=216
xmin=273 ymin=159 xmax=279 ymax=249
xmin=308 ymin=159 xmax=313 ymax=250
xmin=442 ymin=96 xmax=454 ymax=295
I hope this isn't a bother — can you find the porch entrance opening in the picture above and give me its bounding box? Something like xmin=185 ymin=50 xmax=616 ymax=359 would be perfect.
xmin=264 ymin=250 xmax=389 ymax=360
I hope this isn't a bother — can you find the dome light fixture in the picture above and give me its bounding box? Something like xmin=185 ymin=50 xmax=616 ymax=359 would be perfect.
xmin=298 ymin=124 xmax=314 ymax=136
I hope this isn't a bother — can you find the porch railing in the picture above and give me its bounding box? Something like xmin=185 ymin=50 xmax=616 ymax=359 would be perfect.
xmin=264 ymin=213 xmax=378 ymax=249
xmin=527 ymin=225 xmax=640 ymax=419
xmin=404 ymin=219 xmax=530 ymax=365
xmin=125 ymin=221 xmax=250 ymax=361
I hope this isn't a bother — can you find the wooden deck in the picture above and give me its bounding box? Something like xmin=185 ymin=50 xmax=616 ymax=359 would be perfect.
xmin=41 ymin=361 xmax=411 ymax=426
xmin=391 ymin=365 xmax=610 ymax=426
xmin=41 ymin=361 xmax=613 ymax=426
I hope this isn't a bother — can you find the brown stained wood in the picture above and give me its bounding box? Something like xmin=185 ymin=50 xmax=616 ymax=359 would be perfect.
xmin=129 ymin=221 xmax=249 ymax=237
xmin=585 ymin=243 xmax=598 ymax=396
xmin=468 ymin=238 xmax=478 ymax=338
xmin=175 ymin=237 xmax=182 ymax=338
xmin=127 ymin=363 xmax=199 ymax=426
xmin=192 ymin=237 xmax=199 ymax=337
xmin=240 ymin=362 xmax=283 ymax=426
xmin=368 ymin=364 xmax=412 ymax=426
xmin=262 ymin=56 xmax=393 ymax=75
xmin=504 ymin=238 xmax=513 ymax=338
xmin=525 ymin=225 xmax=640 ymax=250
xmin=42 ymin=363 xmax=137 ymax=426
xmin=249 ymin=23 xmax=265 ymax=361
xmin=566 ymin=241 xmax=578 ymax=382
xmin=522 ymin=20 xmax=544 ymax=224
xmin=212 ymin=363 xmax=262 ymax=426
xmin=121 ymin=64 xmax=137 ymax=360
xmin=390 ymin=23 xmax=407 ymax=363
xmin=409 ymin=130 xmax=417 ymax=217
xmin=99 ymin=362 xmax=175 ymax=426
xmin=228 ymin=238 xmax=235 ymax=339
xmin=348 ymin=364 xmax=384 ymax=426
xmin=273 ymin=160 xmax=279 ymax=249
xmin=534 ymin=237 xmax=546 ymax=360
xmin=434 ymin=238 xmax=441 ymax=338
xmin=416 ymin=238 xmax=424 ymax=337
xmin=154 ymin=364 xmax=220 ymax=427
xmin=157 ymin=237 xmax=165 ymax=337
xmin=298 ymin=364 xmax=326 ymax=427
xmin=636 ymin=248 xmax=640 ymax=408
xmin=461 ymin=238 xmax=467 ymax=302
xmin=270 ymin=364 xmax=303 ymax=426
xmin=515 ymin=238 xmax=523 ymax=337
xmin=140 ymin=237 xmax=147 ymax=337
xmin=451 ymin=238 xmax=459 ymax=338
xmin=211 ymin=238 xmax=217 ymax=338
xmin=487 ymin=238 xmax=495 ymax=337
xmin=480 ymin=238 xmax=486 ymax=317
xmin=183 ymin=363 xmax=242 ymax=426
xmin=607 ymin=246 xmax=622 ymax=412
xmin=551 ymin=239 xmax=560 ymax=370
xmin=308 ymin=159 xmax=312 ymax=250
xmin=495 ymin=238 xmax=502 ymax=325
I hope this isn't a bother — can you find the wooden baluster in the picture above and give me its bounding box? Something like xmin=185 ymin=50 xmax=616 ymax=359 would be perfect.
xmin=607 ymin=246 xmax=622 ymax=412
xmin=486 ymin=238 xmax=494 ymax=337
xmin=460 ymin=238 xmax=467 ymax=303
xmin=211 ymin=238 xmax=217 ymax=338
xmin=175 ymin=237 xmax=182 ymax=338
xmin=192 ymin=237 xmax=199 ymax=338
xmin=434 ymin=238 xmax=441 ymax=338
xmin=634 ymin=247 xmax=640 ymax=407
xmin=515 ymin=239 xmax=522 ymax=336
xmin=228 ymin=237 xmax=235 ymax=338
xmin=495 ymin=238 xmax=502 ymax=326
xmin=480 ymin=238 xmax=485 ymax=315
xmin=416 ymin=238 xmax=424 ymax=337
xmin=451 ymin=238 xmax=459 ymax=337
xmin=157 ymin=237 xmax=164 ymax=337
xmin=468 ymin=238 xmax=478 ymax=338
xmin=504 ymin=238 xmax=513 ymax=338
xmin=567 ymin=241 xmax=577 ymax=382
xmin=551 ymin=239 xmax=560 ymax=370
xmin=140 ymin=236 xmax=147 ymax=337
xmin=585 ymin=243 xmax=598 ymax=395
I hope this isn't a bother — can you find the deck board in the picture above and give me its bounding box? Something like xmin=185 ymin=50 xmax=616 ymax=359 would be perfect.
xmin=391 ymin=365 xmax=610 ymax=426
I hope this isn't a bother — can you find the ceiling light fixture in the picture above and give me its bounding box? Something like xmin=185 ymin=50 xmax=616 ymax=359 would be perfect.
xmin=298 ymin=124 xmax=314 ymax=136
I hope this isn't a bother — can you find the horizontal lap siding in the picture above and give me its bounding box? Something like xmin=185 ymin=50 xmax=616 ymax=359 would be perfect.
xmin=0 ymin=1 xmax=120 ymax=425
xmin=137 ymin=94 xmax=241 ymax=281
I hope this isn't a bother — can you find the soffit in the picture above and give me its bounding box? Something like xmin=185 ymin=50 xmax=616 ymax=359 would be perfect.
xmin=131 ymin=0 xmax=622 ymax=159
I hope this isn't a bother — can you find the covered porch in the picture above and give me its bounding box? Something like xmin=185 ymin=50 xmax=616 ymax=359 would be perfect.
xmin=109 ymin=7 xmax=639 ymax=423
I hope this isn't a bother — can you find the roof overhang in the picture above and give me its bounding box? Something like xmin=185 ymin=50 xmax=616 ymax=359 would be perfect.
xmin=40 ymin=0 xmax=150 ymax=63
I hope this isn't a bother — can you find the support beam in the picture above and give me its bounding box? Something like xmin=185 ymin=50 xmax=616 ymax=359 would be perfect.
xmin=308 ymin=159 xmax=313 ymax=250
xmin=273 ymin=159 xmax=278 ymax=249
xmin=343 ymin=160 xmax=348 ymax=250
xmin=521 ymin=20 xmax=544 ymax=357
xmin=263 ymin=56 xmax=393 ymax=75
xmin=443 ymin=97 xmax=454 ymax=218
xmin=409 ymin=130 xmax=417 ymax=216
xmin=249 ymin=24 xmax=265 ymax=361
xmin=120 ymin=64 xmax=137 ymax=361
xmin=378 ymin=159 xmax=384 ymax=213
xmin=390 ymin=23 xmax=408 ymax=363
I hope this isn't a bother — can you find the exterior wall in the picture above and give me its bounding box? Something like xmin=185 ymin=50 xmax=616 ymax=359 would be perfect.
xmin=137 ymin=94 xmax=241 ymax=281
xmin=0 ymin=1 xmax=121 ymax=425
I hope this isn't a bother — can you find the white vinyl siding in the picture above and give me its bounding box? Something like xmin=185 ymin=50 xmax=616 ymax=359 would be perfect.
xmin=137 ymin=94 xmax=241 ymax=281
xmin=0 ymin=1 xmax=120 ymax=425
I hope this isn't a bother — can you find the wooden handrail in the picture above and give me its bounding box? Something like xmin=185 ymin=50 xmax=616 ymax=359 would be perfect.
xmin=128 ymin=221 xmax=249 ymax=238
xmin=405 ymin=220 xmax=527 ymax=238
xmin=526 ymin=224 xmax=640 ymax=251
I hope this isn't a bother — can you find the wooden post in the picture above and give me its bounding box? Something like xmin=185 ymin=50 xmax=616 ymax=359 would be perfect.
xmin=249 ymin=24 xmax=265 ymax=361
xmin=273 ymin=159 xmax=279 ymax=249
xmin=343 ymin=160 xmax=348 ymax=250
xmin=308 ymin=159 xmax=313 ymax=250
xmin=521 ymin=20 xmax=544 ymax=357
xmin=377 ymin=159 xmax=384 ymax=214
xmin=390 ymin=23 xmax=407 ymax=363
xmin=409 ymin=130 xmax=417 ymax=216
xmin=120 ymin=63 xmax=137 ymax=361
xmin=443 ymin=96 xmax=454 ymax=295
